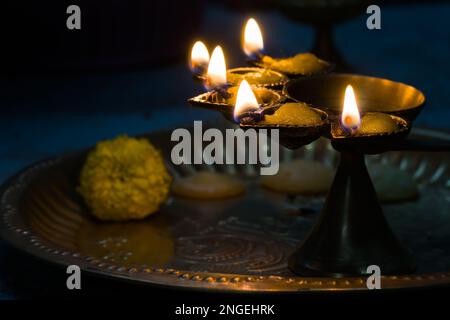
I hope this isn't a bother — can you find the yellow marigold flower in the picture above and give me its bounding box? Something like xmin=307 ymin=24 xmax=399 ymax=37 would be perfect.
xmin=78 ymin=135 xmax=172 ymax=221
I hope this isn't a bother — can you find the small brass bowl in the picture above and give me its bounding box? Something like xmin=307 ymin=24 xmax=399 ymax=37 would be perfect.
xmin=330 ymin=114 xmax=411 ymax=154
xmin=240 ymin=104 xmax=329 ymax=149
xmin=188 ymin=87 xmax=284 ymax=111
xmin=188 ymin=87 xmax=285 ymax=122
xmin=227 ymin=67 xmax=288 ymax=89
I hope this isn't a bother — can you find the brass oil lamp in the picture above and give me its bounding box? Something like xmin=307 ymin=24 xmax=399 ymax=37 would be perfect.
xmin=186 ymin=19 xmax=449 ymax=277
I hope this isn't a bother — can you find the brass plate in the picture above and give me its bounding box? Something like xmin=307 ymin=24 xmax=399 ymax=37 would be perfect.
xmin=1 ymin=127 xmax=450 ymax=292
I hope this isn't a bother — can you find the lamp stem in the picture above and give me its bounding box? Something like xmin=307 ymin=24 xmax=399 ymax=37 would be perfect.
xmin=288 ymin=151 xmax=416 ymax=276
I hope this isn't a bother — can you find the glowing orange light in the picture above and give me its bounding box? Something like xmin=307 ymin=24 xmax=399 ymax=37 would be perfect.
xmin=190 ymin=41 xmax=210 ymax=71
xmin=341 ymin=85 xmax=361 ymax=131
xmin=234 ymin=80 xmax=259 ymax=121
xmin=243 ymin=18 xmax=264 ymax=57
xmin=206 ymin=46 xmax=227 ymax=90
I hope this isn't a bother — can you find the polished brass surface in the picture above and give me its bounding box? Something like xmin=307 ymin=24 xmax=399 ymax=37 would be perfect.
xmin=330 ymin=115 xmax=411 ymax=154
xmin=284 ymin=74 xmax=426 ymax=121
xmin=188 ymin=88 xmax=284 ymax=118
xmin=1 ymin=128 xmax=450 ymax=292
xmin=331 ymin=115 xmax=409 ymax=139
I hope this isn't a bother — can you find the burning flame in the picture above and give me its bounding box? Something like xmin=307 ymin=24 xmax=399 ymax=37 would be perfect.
xmin=206 ymin=46 xmax=227 ymax=90
xmin=190 ymin=41 xmax=210 ymax=71
xmin=234 ymin=80 xmax=259 ymax=121
xmin=341 ymin=85 xmax=361 ymax=131
xmin=243 ymin=18 xmax=264 ymax=57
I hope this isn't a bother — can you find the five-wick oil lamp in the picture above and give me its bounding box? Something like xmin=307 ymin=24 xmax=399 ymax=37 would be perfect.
xmin=189 ymin=32 xmax=444 ymax=277
xmin=190 ymin=41 xmax=210 ymax=77
xmin=186 ymin=14 xmax=446 ymax=278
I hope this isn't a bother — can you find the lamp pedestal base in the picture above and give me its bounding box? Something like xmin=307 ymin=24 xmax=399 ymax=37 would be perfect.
xmin=288 ymin=151 xmax=416 ymax=276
